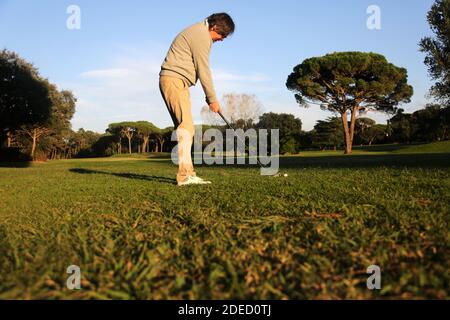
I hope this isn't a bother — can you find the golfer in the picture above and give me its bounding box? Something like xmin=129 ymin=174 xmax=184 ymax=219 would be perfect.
xmin=159 ymin=13 xmax=235 ymax=186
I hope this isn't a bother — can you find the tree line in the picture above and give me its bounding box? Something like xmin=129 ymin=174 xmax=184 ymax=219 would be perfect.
xmin=1 ymin=0 xmax=449 ymax=161
xmin=0 ymin=49 xmax=76 ymax=161
xmin=0 ymin=49 xmax=178 ymax=161
xmin=1 ymin=49 xmax=448 ymax=160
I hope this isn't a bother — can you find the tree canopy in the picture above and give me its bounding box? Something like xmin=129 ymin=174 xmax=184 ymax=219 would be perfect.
xmin=256 ymin=113 xmax=303 ymax=154
xmin=312 ymin=117 xmax=344 ymax=150
xmin=420 ymin=0 xmax=450 ymax=104
xmin=0 ymin=50 xmax=77 ymax=160
xmin=0 ymin=49 xmax=52 ymax=134
xmin=286 ymin=51 xmax=413 ymax=153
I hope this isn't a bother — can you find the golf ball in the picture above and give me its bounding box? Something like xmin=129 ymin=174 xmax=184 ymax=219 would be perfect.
xmin=284 ymin=173 xmax=288 ymax=177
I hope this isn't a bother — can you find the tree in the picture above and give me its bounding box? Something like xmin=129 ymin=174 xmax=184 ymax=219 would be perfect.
xmin=19 ymin=126 xmax=52 ymax=159
xmin=0 ymin=49 xmax=52 ymax=147
xmin=153 ymin=127 xmax=173 ymax=152
xmin=364 ymin=124 xmax=387 ymax=146
xmin=389 ymin=110 xmax=413 ymax=144
xmin=134 ymin=121 xmax=157 ymax=153
xmin=354 ymin=117 xmax=376 ymax=145
xmin=201 ymin=93 xmax=262 ymax=129
xmin=312 ymin=117 xmax=344 ymax=150
xmin=50 ymin=89 xmax=76 ymax=133
xmin=411 ymin=104 xmax=450 ymax=141
xmin=44 ymin=88 xmax=76 ymax=159
xmin=123 ymin=124 xmax=135 ymax=154
xmin=256 ymin=113 xmax=303 ymax=154
xmin=0 ymin=50 xmax=77 ymax=160
xmin=297 ymin=131 xmax=314 ymax=150
xmin=440 ymin=105 xmax=450 ymax=140
xmin=91 ymin=134 xmax=116 ymax=157
xmin=17 ymin=84 xmax=76 ymax=160
xmin=134 ymin=121 xmax=159 ymax=153
xmin=69 ymin=129 xmax=103 ymax=158
xmin=106 ymin=124 xmax=126 ymax=154
xmin=107 ymin=122 xmax=137 ymax=154
xmin=161 ymin=126 xmax=175 ymax=153
xmin=419 ymin=0 xmax=450 ymax=103
xmin=286 ymin=52 xmax=413 ymax=154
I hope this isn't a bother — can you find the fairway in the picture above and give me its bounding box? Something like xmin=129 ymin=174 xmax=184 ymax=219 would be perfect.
xmin=1 ymin=146 xmax=449 ymax=299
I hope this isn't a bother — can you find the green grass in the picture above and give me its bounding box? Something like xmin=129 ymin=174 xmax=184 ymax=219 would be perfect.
xmin=305 ymin=141 xmax=450 ymax=156
xmin=0 ymin=145 xmax=449 ymax=299
xmin=392 ymin=140 xmax=450 ymax=154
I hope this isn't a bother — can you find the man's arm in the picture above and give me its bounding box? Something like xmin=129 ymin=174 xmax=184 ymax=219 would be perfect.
xmin=191 ymin=38 xmax=218 ymax=106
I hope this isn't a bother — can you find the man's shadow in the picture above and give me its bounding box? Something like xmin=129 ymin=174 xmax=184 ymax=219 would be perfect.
xmin=69 ymin=168 xmax=176 ymax=184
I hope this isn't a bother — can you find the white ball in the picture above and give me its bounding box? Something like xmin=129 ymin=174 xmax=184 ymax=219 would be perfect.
xmin=284 ymin=173 xmax=288 ymax=177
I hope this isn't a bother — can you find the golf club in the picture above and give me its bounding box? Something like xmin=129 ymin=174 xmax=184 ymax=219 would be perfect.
xmin=218 ymin=111 xmax=288 ymax=178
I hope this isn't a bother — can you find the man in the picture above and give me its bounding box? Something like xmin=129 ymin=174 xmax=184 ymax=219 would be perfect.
xmin=159 ymin=13 xmax=235 ymax=186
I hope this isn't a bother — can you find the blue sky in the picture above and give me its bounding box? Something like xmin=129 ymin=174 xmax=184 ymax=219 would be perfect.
xmin=0 ymin=0 xmax=436 ymax=132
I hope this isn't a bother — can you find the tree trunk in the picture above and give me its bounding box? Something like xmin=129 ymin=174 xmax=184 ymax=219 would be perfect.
xmin=157 ymin=137 xmax=165 ymax=153
xmin=31 ymin=129 xmax=37 ymax=159
xmin=143 ymin=136 xmax=149 ymax=154
xmin=348 ymin=106 xmax=358 ymax=149
xmin=341 ymin=112 xmax=352 ymax=154
xmin=441 ymin=127 xmax=447 ymax=141
xmin=6 ymin=131 xmax=12 ymax=147
xmin=340 ymin=106 xmax=359 ymax=154
xmin=124 ymin=131 xmax=133 ymax=154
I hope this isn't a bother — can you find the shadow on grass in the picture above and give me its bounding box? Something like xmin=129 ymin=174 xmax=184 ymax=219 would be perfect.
xmin=110 ymin=152 xmax=172 ymax=160
xmin=193 ymin=153 xmax=450 ymax=169
xmin=0 ymin=161 xmax=31 ymax=168
xmin=69 ymin=168 xmax=176 ymax=184
xmin=0 ymin=148 xmax=32 ymax=167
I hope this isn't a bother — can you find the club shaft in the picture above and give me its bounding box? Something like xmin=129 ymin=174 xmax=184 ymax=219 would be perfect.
xmin=218 ymin=112 xmax=265 ymax=168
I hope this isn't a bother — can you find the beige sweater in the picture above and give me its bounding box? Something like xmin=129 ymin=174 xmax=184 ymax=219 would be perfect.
xmin=160 ymin=20 xmax=218 ymax=104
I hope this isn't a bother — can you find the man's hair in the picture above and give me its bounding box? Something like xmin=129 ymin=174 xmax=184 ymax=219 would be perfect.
xmin=207 ymin=13 xmax=235 ymax=37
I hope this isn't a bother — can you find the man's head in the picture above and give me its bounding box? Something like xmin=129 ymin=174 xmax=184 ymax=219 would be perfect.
xmin=207 ymin=13 xmax=235 ymax=42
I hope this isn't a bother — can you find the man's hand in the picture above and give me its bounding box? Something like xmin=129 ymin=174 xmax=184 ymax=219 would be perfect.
xmin=209 ymin=102 xmax=221 ymax=113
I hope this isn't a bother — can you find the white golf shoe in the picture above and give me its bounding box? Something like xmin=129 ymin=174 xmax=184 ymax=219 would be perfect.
xmin=177 ymin=176 xmax=212 ymax=186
